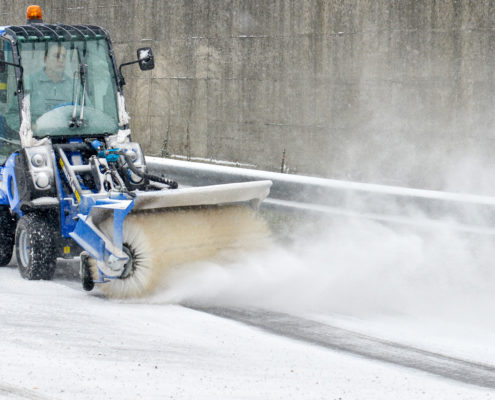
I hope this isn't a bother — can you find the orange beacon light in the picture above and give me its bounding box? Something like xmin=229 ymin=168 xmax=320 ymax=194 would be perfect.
xmin=26 ymin=5 xmax=43 ymax=23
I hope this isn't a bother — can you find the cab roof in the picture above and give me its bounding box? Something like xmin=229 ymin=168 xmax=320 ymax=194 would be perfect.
xmin=1 ymin=23 xmax=109 ymax=43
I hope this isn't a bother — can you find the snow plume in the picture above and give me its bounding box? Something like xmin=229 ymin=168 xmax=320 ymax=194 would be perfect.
xmin=150 ymin=215 xmax=495 ymax=327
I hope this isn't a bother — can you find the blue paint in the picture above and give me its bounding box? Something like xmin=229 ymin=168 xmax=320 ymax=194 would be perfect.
xmin=91 ymin=140 xmax=102 ymax=151
xmin=70 ymin=214 xmax=106 ymax=260
xmin=69 ymin=193 xmax=135 ymax=277
xmin=3 ymin=153 xmax=21 ymax=216
xmin=113 ymin=200 xmax=134 ymax=248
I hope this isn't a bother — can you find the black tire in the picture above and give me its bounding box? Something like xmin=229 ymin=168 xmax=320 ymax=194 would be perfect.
xmin=15 ymin=212 xmax=57 ymax=280
xmin=0 ymin=206 xmax=15 ymax=266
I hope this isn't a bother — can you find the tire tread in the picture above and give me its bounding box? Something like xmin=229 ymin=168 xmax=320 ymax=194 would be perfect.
xmin=15 ymin=212 xmax=57 ymax=280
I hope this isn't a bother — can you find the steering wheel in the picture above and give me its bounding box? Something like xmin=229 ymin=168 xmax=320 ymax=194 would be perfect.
xmin=50 ymin=102 xmax=74 ymax=111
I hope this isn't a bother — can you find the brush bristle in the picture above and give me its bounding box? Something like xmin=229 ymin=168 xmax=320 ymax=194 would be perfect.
xmin=90 ymin=205 xmax=269 ymax=299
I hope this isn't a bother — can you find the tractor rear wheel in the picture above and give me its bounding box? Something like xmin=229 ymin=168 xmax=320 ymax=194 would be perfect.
xmin=15 ymin=212 xmax=57 ymax=280
xmin=0 ymin=206 xmax=15 ymax=266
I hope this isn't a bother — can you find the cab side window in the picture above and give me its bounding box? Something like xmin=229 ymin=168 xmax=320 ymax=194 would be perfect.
xmin=0 ymin=39 xmax=20 ymax=164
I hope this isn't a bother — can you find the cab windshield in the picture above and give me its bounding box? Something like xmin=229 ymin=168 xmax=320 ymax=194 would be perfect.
xmin=18 ymin=39 xmax=119 ymax=137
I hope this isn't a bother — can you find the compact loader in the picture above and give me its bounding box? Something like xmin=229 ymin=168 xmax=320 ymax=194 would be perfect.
xmin=0 ymin=6 xmax=271 ymax=297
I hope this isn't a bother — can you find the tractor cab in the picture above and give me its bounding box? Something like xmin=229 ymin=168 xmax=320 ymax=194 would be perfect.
xmin=13 ymin=31 xmax=120 ymax=137
xmin=0 ymin=19 xmax=154 ymax=162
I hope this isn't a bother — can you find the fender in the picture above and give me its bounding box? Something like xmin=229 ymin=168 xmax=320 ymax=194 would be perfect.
xmin=0 ymin=165 xmax=7 ymax=206
xmin=1 ymin=152 xmax=20 ymax=215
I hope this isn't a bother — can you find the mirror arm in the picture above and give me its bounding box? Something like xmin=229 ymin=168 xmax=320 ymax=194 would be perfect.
xmin=118 ymin=59 xmax=140 ymax=86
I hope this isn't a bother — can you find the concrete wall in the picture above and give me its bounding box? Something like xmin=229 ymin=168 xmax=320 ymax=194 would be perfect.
xmin=2 ymin=1 xmax=495 ymax=193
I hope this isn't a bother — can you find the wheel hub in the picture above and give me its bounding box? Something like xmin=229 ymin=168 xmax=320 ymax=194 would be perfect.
xmin=18 ymin=229 xmax=30 ymax=267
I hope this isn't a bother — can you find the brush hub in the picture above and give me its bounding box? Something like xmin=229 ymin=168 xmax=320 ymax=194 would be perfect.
xmin=120 ymin=245 xmax=136 ymax=279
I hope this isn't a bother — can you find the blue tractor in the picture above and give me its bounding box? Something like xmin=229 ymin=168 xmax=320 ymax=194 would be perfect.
xmin=0 ymin=6 xmax=271 ymax=297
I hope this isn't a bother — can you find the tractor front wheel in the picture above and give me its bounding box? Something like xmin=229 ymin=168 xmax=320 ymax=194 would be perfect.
xmin=0 ymin=206 xmax=15 ymax=266
xmin=15 ymin=212 xmax=57 ymax=280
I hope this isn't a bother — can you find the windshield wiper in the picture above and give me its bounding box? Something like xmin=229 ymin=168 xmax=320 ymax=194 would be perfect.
xmin=69 ymin=63 xmax=88 ymax=128
xmin=78 ymin=62 xmax=88 ymax=125
xmin=69 ymin=70 xmax=81 ymax=127
xmin=70 ymin=46 xmax=88 ymax=128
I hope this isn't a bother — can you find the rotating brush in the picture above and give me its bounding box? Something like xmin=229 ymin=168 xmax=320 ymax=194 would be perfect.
xmin=90 ymin=205 xmax=270 ymax=298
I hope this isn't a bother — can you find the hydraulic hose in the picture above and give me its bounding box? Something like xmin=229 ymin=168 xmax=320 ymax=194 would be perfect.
xmin=56 ymin=141 xmax=179 ymax=190
xmin=122 ymin=153 xmax=178 ymax=189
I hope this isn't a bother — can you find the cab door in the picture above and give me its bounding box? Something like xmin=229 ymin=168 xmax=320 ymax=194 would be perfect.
xmin=0 ymin=38 xmax=20 ymax=165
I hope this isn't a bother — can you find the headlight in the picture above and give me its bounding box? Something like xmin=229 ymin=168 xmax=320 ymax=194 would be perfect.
xmin=25 ymin=145 xmax=54 ymax=192
xmin=35 ymin=172 xmax=50 ymax=189
xmin=31 ymin=153 xmax=46 ymax=168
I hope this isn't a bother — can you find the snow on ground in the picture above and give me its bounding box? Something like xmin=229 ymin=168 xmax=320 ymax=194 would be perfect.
xmin=0 ymin=265 xmax=493 ymax=400
xmin=2 ymin=210 xmax=495 ymax=399
xmin=150 ymin=217 xmax=495 ymax=367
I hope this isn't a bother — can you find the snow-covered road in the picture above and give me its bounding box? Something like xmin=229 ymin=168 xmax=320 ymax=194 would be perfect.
xmin=2 ymin=214 xmax=495 ymax=399
xmin=0 ymin=260 xmax=493 ymax=400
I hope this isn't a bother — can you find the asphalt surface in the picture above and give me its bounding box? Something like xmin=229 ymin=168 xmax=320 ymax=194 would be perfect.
xmin=187 ymin=304 xmax=495 ymax=390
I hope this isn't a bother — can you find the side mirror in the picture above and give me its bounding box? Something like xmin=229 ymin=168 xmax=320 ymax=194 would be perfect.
xmin=137 ymin=47 xmax=154 ymax=71
xmin=0 ymin=52 xmax=5 ymax=74
xmin=118 ymin=47 xmax=155 ymax=86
